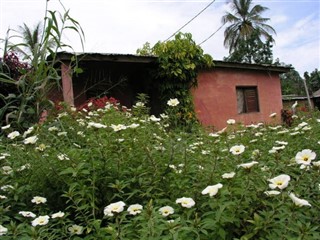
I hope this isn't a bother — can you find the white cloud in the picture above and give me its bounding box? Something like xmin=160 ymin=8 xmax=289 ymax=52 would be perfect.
xmin=0 ymin=0 xmax=319 ymax=75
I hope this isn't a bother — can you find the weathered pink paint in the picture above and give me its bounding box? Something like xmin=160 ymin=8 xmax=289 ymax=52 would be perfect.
xmin=61 ymin=62 xmax=74 ymax=106
xmin=192 ymin=67 xmax=284 ymax=130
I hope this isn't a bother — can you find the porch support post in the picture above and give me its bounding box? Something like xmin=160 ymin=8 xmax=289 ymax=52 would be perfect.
xmin=61 ymin=62 xmax=74 ymax=106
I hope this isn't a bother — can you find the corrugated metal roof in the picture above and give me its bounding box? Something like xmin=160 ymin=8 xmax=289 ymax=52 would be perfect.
xmin=56 ymin=52 xmax=291 ymax=73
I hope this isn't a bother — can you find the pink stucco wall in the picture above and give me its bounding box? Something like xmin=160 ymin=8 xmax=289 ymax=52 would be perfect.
xmin=192 ymin=68 xmax=283 ymax=130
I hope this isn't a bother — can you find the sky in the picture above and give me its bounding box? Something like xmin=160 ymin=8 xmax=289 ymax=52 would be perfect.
xmin=1 ymin=0 xmax=319 ymax=76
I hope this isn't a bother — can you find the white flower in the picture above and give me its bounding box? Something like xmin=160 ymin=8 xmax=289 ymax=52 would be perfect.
xmin=209 ymin=133 xmax=220 ymax=138
xmin=201 ymin=183 xmax=223 ymax=197
xmin=2 ymin=166 xmax=13 ymax=175
xmin=19 ymin=211 xmax=36 ymax=218
xmin=226 ymin=119 xmax=236 ymax=125
xmin=0 ymin=195 xmax=7 ymax=199
xmin=264 ymin=190 xmax=281 ymax=196
xmin=7 ymin=131 xmax=20 ymax=139
xmin=134 ymin=101 xmax=145 ymax=107
xmin=149 ymin=115 xmax=161 ymax=122
xmin=298 ymin=122 xmax=308 ymax=128
xmin=237 ymin=161 xmax=258 ymax=169
xmin=312 ymin=161 xmax=320 ymax=167
xmin=159 ymin=206 xmax=174 ymax=217
xmin=176 ymin=197 xmax=195 ymax=208
xmin=201 ymin=150 xmax=210 ymax=155
xmin=230 ymin=145 xmax=245 ymax=155
xmin=23 ymin=126 xmax=34 ymax=138
xmin=269 ymin=112 xmax=277 ymax=118
xmin=275 ymin=141 xmax=288 ymax=145
xmin=167 ymin=98 xmax=180 ymax=107
xmin=104 ymin=201 xmax=126 ymax=216
xmin=51 ymin=211 xmax=65 ymax=218
xmin=48 ymin=126 xmax=59 ymax=132
xmin=110 ymin=124 xmax=127 ymax=132
xmin=1 ymin=124 xmax=10 ymax=130
xmin=0 ymin=224 xmax=8 ymax=236
xmin=31 ymin=215 xmax=50 ymax=226
xmin=87 ymin=122 xmax=107 ymax=128
xmin=127 ymin=204 xmax=143 ymax=215
xmin=268 ymin=174 xmax=291 ymax=190
xmin=68 ymin=224 xmax=84 ymax=235
xmin=57 ymin=153 xmax=70 ymax=161
xmin=57 ymin=131 xmax=67 ymax=136
xmin=127 ymin=123 xmax=140 ymax=129
xmin=289 ymin=193 xmax=311 ymax=207
xmin=222 ymin=172 xmax=236 ymax=179
xmin=1 ymin=185 xmax=14 ymax=191
xmin=23 ymin=135 xmax=38 ymax=144
xmin=35 ymin=143 xmax=46 ymax=151
xmin=31 ymin=196 xmax=47 ymax=204
xmin=295 ymin=149 xmax=316 ymax=165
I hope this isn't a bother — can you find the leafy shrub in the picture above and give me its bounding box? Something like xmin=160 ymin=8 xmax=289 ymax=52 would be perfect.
xmin=0 ymin=99 xmax=320 ymax=239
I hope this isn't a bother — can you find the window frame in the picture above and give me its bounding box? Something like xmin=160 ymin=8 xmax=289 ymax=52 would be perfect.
xmin=236 ymin=86 xmax=260 ymax=114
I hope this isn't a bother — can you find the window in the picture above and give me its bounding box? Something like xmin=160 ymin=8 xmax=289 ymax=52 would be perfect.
xmin=236 ymin=87 xmax=259 ymax=114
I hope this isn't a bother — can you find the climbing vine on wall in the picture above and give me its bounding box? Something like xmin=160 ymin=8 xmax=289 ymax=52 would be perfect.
xmin=138 ymin=32 xmax=213 ymax=126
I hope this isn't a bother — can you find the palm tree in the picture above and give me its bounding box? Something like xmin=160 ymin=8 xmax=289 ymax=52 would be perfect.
xmin=17 ymin=22 xmax=43 ymax=61
xmin=222 ymin=0 xmax=276 ymax=53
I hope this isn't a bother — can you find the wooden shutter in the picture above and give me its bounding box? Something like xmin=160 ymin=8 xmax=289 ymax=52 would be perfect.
xmin=244 ymin=88 xmax=259 ymax=112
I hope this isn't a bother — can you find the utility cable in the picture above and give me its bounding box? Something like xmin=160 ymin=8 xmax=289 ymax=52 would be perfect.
xmin=198 ymin=22 xmax=226 ymax=46
xmin=164 ymin=0 xmax=216 ymax=41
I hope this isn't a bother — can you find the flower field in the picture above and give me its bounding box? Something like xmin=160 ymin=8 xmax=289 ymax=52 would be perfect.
xmin=0 ymin=98 xmax=320 ymax=239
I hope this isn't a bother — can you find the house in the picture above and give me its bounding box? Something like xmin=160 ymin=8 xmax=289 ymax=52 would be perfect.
xmin=53 ymin=52 xmax=290 ymax=130
xmin=193 ymin=61 xmax=290 ymax=130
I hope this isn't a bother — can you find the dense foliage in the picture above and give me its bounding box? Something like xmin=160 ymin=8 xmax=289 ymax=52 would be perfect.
xmin=137 ymin=33 xmax=213 ymax=127
xmin=0 ymin=97 xmax=320 ymax=239
xmin=0 ymin=1 xmax=84 ymax=130
xmin=224 ymin=30 xmax=274 ymax=64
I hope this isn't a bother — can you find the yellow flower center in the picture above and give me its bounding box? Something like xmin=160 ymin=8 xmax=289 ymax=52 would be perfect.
xmin=303 ymin=156 xmax=309 ymax=161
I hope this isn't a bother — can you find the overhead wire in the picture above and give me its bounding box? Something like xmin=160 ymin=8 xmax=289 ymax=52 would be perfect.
xmin=198 ymin=22 xmax=226 ymax=46
xmin=164 ymin=0 xmax=216 ymax=42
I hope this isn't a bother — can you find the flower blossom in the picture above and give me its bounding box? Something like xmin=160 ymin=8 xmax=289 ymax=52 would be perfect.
xmin=0 ymin=225 xmax=8 ymax=236
xmin=264 ymin=190 xmax=281 ymax=196
xmin=226 ymin=119 xmax=236 ymax=125
xmin=104 ymin=201 xmax=126 ymax=216
xmin=31 ymin=196 xmax=47 ymax=204
xmin=52 ymin=211 xmax=65 ymax=218
xmin=110 ymin=124 xmax=127 ymax=132
xmin=289 ymin=193 xmax=311 ymax=207
xmin=159 ymin=206 xmax=174 ymax=217
xmin=268 ymin=174 xmax=291 ymax=190
xmin=87 ymin=122 xmax=107 ymax=129
xmin=295 ymin=149 xmax=316 ymax=165
xmin=230 ymin=145 xmax=245 ymax=155
xmin=237 ymin=161 xmax=259 ymax=169
xmin=7 ymin=131 xmax=20 ymax=139
xmin=68 ymin=224 xmax=84 ymax=235
xmin=1 ymin=124 xmax=10 ymax=130
xmin=222 ymin=172 xmax=236 ymax=179
xmin=167 ymin=98 xmax=180 ymax=107
xmin=176 ymin=197 xmax=195 ymax=208
xmin=149 ymin=115 xmax=161 ymax=122
xmin=23 ymin=135 xmax=38 ymax=144
xmin=269 ymin=113 xmax=277 ymax=118
xmin=31 ymin=215 xmax=50 ymax=226
xmin=19 ymin=211 xmax=36 ymax=218
xmin=201 ymin=183 xmax=223 ymax=197
xmin=127 ymin=204 xmax=143 ymax=215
